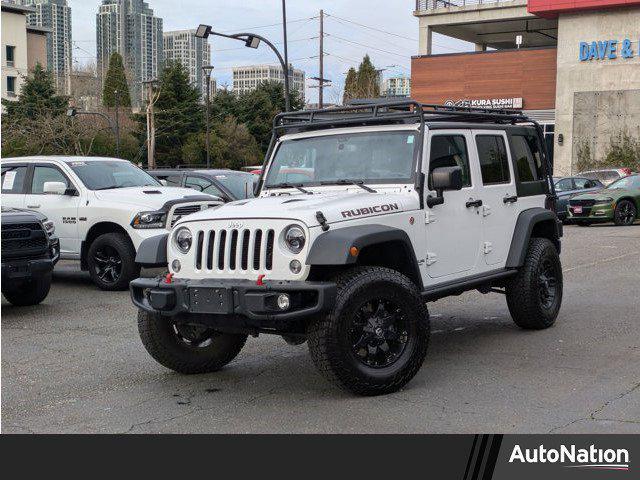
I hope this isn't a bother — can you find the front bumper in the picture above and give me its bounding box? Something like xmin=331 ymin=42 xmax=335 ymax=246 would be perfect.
xmin=1 ymin=257 xmax=55 ymax=283
xmin=130 ymin=276 xmax=336 ymax=324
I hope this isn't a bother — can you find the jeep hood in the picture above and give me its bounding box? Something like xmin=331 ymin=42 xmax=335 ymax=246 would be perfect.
xmin=175 ymin=190 xmax=418 ymax=228
xmin=92 ymin=186 xmax=220 ymax=210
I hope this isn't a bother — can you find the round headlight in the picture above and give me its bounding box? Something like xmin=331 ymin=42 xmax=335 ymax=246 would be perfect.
xmin=173 ymin=227 xmax=193 ymax=254
xmin=284 ymin=225 xmax=306 ymax=254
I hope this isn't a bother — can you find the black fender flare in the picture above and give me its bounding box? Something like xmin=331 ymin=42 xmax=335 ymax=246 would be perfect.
xmin=135 ymin=233 xmax=168 ymax=267
xmin=306 ymin=224 xmax=423 ymax=287
xmin=506 ymin=208 xmax=562 ymax=268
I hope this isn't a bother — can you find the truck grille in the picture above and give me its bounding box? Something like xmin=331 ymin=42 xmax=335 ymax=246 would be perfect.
xmin=1 ymin=222 xmax=47 ymax=254
xmin=569 ymin=199 xmax=596 ymax=207
xmin=168 ymin=203 xmax=219 ymax=228
xmin=193 ymin=228 xmax=275 ymax=272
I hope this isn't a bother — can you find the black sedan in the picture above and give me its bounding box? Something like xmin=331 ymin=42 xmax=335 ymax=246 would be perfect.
xmin=147 ymin=169 xmax=258 ymax=202
xmin=553 ymin=176 xmax=604 ymax=222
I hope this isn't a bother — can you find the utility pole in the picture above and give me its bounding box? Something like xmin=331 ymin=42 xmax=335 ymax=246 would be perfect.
xmin=143 ymin=80 xmax=160 ymax=168
xmin=319 ymin=9 xmax=324 ymax=109
xmin=281 ymin=0 xmax=291 ymax=111
xmin=113 ymin=89 xmax=121 ymax=157
xmin=202 ymin=65 xmax=214 ymax=169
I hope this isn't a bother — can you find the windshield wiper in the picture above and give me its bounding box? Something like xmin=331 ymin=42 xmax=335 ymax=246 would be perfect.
xmin=267 ymin=183 xmax=313 ymax=194
xmin=320 ymin=179 xmax=377 ymax=193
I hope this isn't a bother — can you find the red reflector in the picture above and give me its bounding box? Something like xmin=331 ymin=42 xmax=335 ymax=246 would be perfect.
xmin=257 ymin=274 xmax=265 ymax=286
xmin=165 ymin=273 xmax=174 ymax=284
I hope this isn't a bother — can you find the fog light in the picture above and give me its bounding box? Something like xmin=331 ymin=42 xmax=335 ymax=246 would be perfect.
xmin=289 ymin=259 xmax=302 ymax=274
xmin=171 ymin=259 xmax=181 ymax=272
xmin=277 ymin=293 xmax=290 ymax=311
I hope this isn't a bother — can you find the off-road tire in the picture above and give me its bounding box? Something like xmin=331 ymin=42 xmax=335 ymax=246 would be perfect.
xmin=2 ymin=272 xmax=52 ymax=306
xmin=138 ymin=310 xmax=248 ymax=374
xmin=613 ymin=199 xmax=637 ymax=226
xmin=87 ymin=232 xmax=140 ymax=291
xmin=506 ymin=238 xmax=562 ymax=330
xmin=307 ymin=266 xmax=430 ymax=396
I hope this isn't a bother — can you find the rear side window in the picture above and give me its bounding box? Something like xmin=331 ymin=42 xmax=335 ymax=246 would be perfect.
xmin=511 ymin=134 xmax=544 ymax=182
xmin=555 ymin=178 xmax=573 ymax=192
xmin=1 ymin=165 xmax=27 ymax=194
xmin=428 ymin=135 xmax=472 ymax=188
xmin=476 ymin=135 xmax=510 ymax=185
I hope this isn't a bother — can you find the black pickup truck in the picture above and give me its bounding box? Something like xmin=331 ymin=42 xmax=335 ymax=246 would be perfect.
xmin=1 ymin=207 xmax=60 ymax=306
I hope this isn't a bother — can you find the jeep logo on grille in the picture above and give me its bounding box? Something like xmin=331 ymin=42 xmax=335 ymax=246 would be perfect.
xmin=228 ymin=221 xmax=244 ymax=229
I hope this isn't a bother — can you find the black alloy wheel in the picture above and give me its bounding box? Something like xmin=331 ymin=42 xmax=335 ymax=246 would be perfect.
xmin=537 ymin=258 xmax=559 ymax=311
xmin=614 ymin=200 xmax=636 ymax=226
xmin=173 ymin=323 xmax=219 ymax=348
xmin=93 ymin=245 xmax=123 ymax=284
xmin=348 ymin=298 xmax=410 ymax=369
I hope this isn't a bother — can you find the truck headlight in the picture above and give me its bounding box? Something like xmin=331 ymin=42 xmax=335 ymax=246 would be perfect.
xmin=593 ymin=197 xmax=614 ymax=205
xmin=131 ymin=210 xmax=167 ymax=229
xmin=173 ymin=227 xmax=193 ymax=254
xmin=42 ymin=219 xmax=55 ymax=236
xmin=284 ymin=225 xmax=306 ymax=254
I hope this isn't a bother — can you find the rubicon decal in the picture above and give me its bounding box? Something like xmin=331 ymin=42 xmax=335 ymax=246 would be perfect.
xmin=509 ymin=444 xmax=630 ymax=471
xmin=341 ymin=203 xmax=399 ymax=218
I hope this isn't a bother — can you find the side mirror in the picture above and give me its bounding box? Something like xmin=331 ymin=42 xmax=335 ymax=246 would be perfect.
xmin=43 ymin=181 xmax=66 ymax=195
xmin=427 ymin=166 xmax=463 ymax=208
xmin=159 ymin=179 xmax=168 ymax=186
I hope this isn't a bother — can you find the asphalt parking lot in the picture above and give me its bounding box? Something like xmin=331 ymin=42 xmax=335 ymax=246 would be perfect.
xmin=2 ymin=224 xmax=639 ymax=433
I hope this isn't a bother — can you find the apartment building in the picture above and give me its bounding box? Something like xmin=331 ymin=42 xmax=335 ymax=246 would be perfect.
xmin=233 ymin=64 xmax=305 ymax=101
xmin=163 ymin=29 xmax=211 ymax=97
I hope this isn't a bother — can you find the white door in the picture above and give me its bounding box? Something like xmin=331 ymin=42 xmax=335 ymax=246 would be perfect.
xmin=24 ymin=164 xmax=81 ymax=255
xmin=424 ymin=131 xmax=483 ymax=280
xmin=472 ymin=131 xmax=518 ymax=268
xmin=1 ymin=163 xmax=28 ymax=209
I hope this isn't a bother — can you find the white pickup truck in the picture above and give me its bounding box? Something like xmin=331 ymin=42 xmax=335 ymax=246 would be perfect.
xmin=1 ymin=157 xmax=222 ymax=290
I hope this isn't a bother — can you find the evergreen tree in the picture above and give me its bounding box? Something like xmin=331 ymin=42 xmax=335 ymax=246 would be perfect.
xmin=355 ymin=55 xmax=380 ymax=99
xmin=342 ymin=67 xmax=358 ymax=104
xmin=2 ymin=63 xmax=68 ymax=119
xmin=149 ymin=61 xmax=202 ymax=166
xmin=102 ymin=53 xmax=131 ymax=108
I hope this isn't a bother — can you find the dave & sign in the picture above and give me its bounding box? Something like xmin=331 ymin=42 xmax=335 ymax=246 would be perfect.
xmin=579 ymin=38 xmax=637 ymax=61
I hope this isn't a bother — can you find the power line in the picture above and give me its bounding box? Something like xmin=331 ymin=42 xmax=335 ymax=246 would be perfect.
xmin=325 ymin=33 xmax=409 ymax=60
xmin=324 ymin=12 xmax=419 ymax=43
xmin=219 ymin=16 xmax=317 ymax=33
xmin=214 ymin=36 xmax=318 ymax=53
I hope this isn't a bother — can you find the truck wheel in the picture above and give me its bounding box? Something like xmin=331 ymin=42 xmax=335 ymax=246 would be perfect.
xmin=307 ymin=266 xmax=429 ymax=396
xmin=614 ymin=200 xmax=636 ymax=226
xmin=137 ymin=310 xmax=248 ymax=374
xmin=2 ymin=272 xmax=52 ymax=306
xmin=87 ymin=232 xmax=140 ymax=291
xmin=506 ymin=238 xmax=562 ymax=330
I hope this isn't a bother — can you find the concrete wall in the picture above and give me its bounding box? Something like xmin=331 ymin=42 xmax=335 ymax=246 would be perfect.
xmin=26 ymin=31 xmax=48 ymax=70
xmin=1 ymin=10 xmax=29 ymax=102
xmin=553 ymin=8 xmax=640 ymax=175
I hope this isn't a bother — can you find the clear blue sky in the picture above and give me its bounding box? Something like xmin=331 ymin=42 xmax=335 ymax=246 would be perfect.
xmin=70 ymin=0 xmax=470 ymax=103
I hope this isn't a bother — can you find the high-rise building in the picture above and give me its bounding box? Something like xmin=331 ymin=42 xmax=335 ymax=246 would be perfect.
xmin=232 ymin=64 xmax=305 ymax=101
xmin=383 ymin=75 xmax=411 ymax=97
xmin=163 ymin=29 xmax=210 ymax=98
xmin=96 ymin=0 xmax=162 ymax=107
xmin=14 ymin=0 xmax=71 ymax=94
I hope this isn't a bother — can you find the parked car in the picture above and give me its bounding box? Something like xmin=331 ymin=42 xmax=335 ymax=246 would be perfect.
xmin=1 ymin=207 xmax=59 ymax=306
xmin=147 ymin=169 xmax=257 ymax=201
xmin=568 ymin=174 xmax=640 ymax=226
xmin=131 ymin=101 xmax=563 ymax=396
xmin=578 ymin=168 xmax=633 ymax=186
xmin=1 ymin=157 xmax=222 ymax=290
xmin=553 ymin=176 xmax=604 ymax=222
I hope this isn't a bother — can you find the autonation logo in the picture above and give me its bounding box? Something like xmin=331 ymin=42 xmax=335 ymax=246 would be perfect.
xmin=509 ymin=444 xmax=630 ymax=471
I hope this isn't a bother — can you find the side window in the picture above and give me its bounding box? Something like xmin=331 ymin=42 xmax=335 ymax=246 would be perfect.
xmin=158 ymin=174 xmax=182 ymax=187
xmin=31 ymin=166 xmax=69 ymax=194
xmin=511 ymin=134 xmax=544 ymax=182
xmin=476 ymin=135 xmax=510 ymax=185
xmin=428 ymin=135 xmax=472 ymax=188
xmin=574 ymin=178 xmax=591 ymax=189
xmin=1 ymin=165 xmax=27 ymax=194
xmin=555 ymin=179 xmax=573 ymax=192
xmin=185 ymin=176 xmax=224 ymax=197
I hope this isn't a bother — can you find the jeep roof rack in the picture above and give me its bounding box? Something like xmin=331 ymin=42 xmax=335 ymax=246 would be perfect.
xmin=273 ymin=100 xmax=537 ymax=135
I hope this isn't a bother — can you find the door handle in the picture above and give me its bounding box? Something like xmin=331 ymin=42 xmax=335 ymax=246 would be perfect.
xmin=27 ymin=204 xmax=41 ymax=209
xmin=466 ymin=199 xmax=483 ymax=208
xmin=503 ymin=195 xmax=518 ymax=204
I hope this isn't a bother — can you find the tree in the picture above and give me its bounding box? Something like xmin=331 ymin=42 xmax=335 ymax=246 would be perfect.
xmin=2 ymin=63 xmax=68 ymax=119
xmin=182 ymin=116 xmax=262 ymax=170
xmin=343 ymin=67 xmax=357 ymax=104
xmin=355 ymin=55 xmax=380 ymax=99
xmin=102 ymin=53 xmax=131 ymax=108
xmin=144 ymin=61 xmax=202 ymax=166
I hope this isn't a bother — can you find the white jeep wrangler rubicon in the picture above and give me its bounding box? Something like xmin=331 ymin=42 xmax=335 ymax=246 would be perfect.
xmin=131 ymin=102 xmax=563 ymax=395
xmin=1 ymin=157 xmax=222 ymax=290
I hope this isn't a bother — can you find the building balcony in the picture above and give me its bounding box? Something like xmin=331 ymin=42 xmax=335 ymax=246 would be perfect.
xmin=415 ymin=0 xmax=527 ymax=15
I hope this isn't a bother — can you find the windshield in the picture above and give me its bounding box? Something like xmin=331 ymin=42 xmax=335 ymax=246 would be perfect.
xmin=214 ymin=173 xmax=257 ymax=199
xmin=264 ymin=130 xmax=417 ymax=188
xmin=68 ymin=160 xmax=160 ymax=190
xmin=607 ymin=175 xmax=640 ymax=190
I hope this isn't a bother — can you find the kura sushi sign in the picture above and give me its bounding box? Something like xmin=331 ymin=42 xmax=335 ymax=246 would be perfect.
xmin=579 ymin=38 xmax=637 ymax=61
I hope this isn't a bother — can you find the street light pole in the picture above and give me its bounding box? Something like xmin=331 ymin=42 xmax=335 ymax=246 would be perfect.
xmin=113 ymin=89 xmax=120 ymax=157
xmin=67 ymin=108 xmax=119 ymax=155
xmin=202 ymin=65 xmax=214 ymax=169
xmin=195 ymin=25 xmax=291 ymax=111
xmin=281 ymin=0 xmax=291 ymax=112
